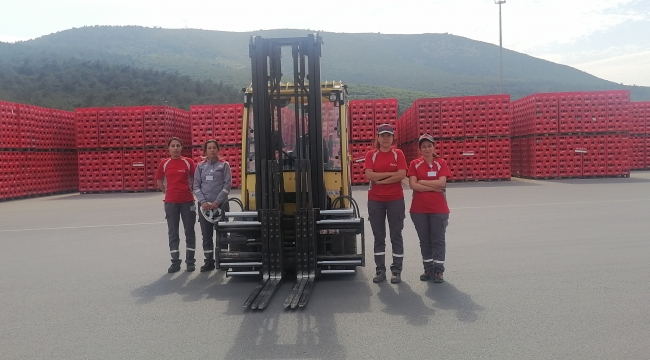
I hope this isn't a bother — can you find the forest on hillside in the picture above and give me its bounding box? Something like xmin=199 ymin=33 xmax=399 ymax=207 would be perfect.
xmin=0 ymin=57 xmax=241 ymax=110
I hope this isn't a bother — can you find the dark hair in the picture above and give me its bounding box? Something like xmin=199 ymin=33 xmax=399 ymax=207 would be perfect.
xmin=167 ymin=137 xmax=183 ymax=147
xmin=203 ymin=139 xmax=220 ymax=153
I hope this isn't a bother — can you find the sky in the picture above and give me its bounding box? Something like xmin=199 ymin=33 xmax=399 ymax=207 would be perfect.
xmin=1 ymin=0 xmax=649 ymax=86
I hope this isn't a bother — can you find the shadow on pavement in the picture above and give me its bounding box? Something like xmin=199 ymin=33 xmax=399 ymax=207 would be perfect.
xmin=377 ymin=281 xmax=434 ymax=326
xmin=131 ymin=269 xmax=230 ymax=305
xmin=425 ymin=282 xmax=483 ymax=322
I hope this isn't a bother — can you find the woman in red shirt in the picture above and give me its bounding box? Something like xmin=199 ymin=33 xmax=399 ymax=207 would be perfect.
xmin=407 ymin=134 xmax=451 ymax=283
xmin=155 ymin=137 xmax=197 ymax=273
xmin=364 ymin=124 xmax=408 ymax=284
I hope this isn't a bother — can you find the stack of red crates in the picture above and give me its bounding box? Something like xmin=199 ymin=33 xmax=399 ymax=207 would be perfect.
xmin=0 ymin=100 xmax=77 ymax=200
xmin=396 ymin=95 xmax=510 ymax=181
xmin=511 ymin=90 xmax=632 ymax=178
xmin=629 ymin=102 xmax=649 ymax=170
xmin=190 ymin=104 xmax=244 ymax=188
xmin=75 ymin=105 xmax=190 ymax=193
xmin=348 ymin=98 xmax=398 ymax=185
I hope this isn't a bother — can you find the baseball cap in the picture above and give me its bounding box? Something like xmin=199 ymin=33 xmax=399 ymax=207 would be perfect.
xmin=377 ymin=123 xmax=394 ymax=135
xmin=418 ymin=134 xmax=435 ymax=145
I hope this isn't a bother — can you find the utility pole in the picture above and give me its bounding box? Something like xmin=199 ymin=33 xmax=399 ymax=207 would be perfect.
xmin=495 ymin=0 xmax=506 ymax=94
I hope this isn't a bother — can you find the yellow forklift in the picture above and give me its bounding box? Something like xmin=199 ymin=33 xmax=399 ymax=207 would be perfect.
xmin=216 ymin=35 xmax=366 ymax=310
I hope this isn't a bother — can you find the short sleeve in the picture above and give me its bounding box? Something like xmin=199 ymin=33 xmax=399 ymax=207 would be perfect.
xmin=439 ymin=159 xmax=452 ymax=177
xmin=396 ymin=149 xmax=408 ymax=170
xmin=407 ymin=160 xmax=418 ymax=178
xmin=155 ymin=159 xmax=165 ymax=180
xmin=363 ymin=150 xmax=375 ymax=171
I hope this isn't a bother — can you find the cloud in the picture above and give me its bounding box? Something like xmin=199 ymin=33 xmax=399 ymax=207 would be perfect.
xmin=570 ymin=50 xmax=650 ymax=86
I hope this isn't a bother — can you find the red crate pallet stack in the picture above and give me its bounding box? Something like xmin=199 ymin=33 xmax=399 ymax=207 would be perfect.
xmin=190 ymin=103 xmax=244 ymax=188
xmin=0 ymin=101 xmax=20 ymax=149
xmin=441 ymin=98 xmax=465 ymax=138
xmin=512 ymin=90 xmax=632 ymax=179
xmin=397 ymin=95 xmax=510 ymax=182
xmin=348 ymin=99 xmax=398 ymax=184
xmin=0 ymin=100 xmax=77 ymax=201
xmin=123 ymin=149 xmax=146 ymax=191
xmin=76 ymin=105 xmax=190 ymax=193
xmin=349 ymin=141 xmax=375 ymax=185
xmin=190 ymin=105 xmax=214 ymax=146
xmin=348 ymin=100 xmax=375 ymax=142
xmin=629 ymin=101 xmax=649 ymax=170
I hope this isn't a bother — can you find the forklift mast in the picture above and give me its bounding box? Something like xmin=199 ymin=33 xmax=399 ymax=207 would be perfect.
xmin=216 ymin=35 xmax=365 ymax=310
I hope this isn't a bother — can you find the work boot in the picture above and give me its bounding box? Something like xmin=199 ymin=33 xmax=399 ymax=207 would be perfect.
xmin=187 ymin=264 xmax=196 ymax=272
xmin=420 ymin=271 xmax=433 ymax=282
xmin=433 ymin=272 xmax=444 ymax=283
xmin=390 ymin=273 xmax=401 ymax=284
xmin=168 ymin=260 xmax=182 ymax=273
xmin=373 ymin=270 xmax=386 ymax=283
xmin=200 ymin=260 xmax=216 ymax=272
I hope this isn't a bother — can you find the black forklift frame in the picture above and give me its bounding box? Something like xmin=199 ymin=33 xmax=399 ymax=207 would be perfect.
xmin=245 ymin=34 xmax=325 ymax=309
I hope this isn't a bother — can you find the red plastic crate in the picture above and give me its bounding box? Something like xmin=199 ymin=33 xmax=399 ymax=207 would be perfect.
xmin=123 ymin=149 xmax=146 ymax=191
xmin=487 ymin=137 xmax=511 ymax=179
xmin=119 ymin=107 xmax=145 ymax=148
xmin=582 ymin=134 xmax=607 ymax=177
xmin=0 ymin=101 xmax=20 ymax=148
xmin=98 ymin=108 xmax=122 ymax=148
xmin=511 ymin=93 xmax=558 ymax=136
xmin=349 ymin=100 xmax=375 ymax=141
xmin=629 ymin=136 xmax=645 ymax=170
xmin=78 ymin=151 xmax=102 ymax=192
xmin=374 ymin=98 xmax=398 ymax=129
xmin=214 ymin=104 xmax=244 ymax=145
xmin=557 ymin=135 xmax=583 ymax=178
xmin=75 ymin=108 xmax=99 ymax=149
xmin=438 ymin=98 xmax=464 ymax=138
xmin=606 ymin=134 xmax=630 ymax=176
xmin=438 ymin=139 xmax=464 ymax=181
xmin=190 ymin=105 xmax=215 ymax=146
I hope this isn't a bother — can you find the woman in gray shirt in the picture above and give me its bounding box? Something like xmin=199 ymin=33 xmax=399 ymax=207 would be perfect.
xmin=193 ymin=139 xmax=232 ymax=272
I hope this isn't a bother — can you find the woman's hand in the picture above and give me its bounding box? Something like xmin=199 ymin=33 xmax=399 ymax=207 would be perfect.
xmin=201 ymin=202 xmax=212 ymax=211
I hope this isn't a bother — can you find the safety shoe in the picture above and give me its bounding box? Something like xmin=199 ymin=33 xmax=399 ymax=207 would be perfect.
xmin=186 ymin=264 xmax=196 ymax=272
xmin=168 ymin=263 xmax=181 ymax=273
xmin=390 ymin=273 xmax=401 ymax=284
xmin=200 ymin=262 xmax=215 ymax=272
xmin=433 ymin=272 xmax=444 ymax=283
xmin=372 ymin=270 xmax=386 ymax=283
xmin=420 ymin=271 xmax=433 ymax=281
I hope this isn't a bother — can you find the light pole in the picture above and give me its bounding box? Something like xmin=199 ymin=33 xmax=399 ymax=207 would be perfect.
xmin=495 ymin=0 xmax=505 ymax=94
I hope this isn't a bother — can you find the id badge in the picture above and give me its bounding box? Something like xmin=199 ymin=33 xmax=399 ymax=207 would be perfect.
xmin=427 ymin=171 xmax=437 ymax=177
xmin=206 ymin=175 xmax=214 ymax=181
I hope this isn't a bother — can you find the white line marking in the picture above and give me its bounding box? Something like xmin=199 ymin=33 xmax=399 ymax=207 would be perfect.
xmin=451 ymin=198 xmax=650 ymax=210
xmin=0 ymin=222 xmax=166 ymax=233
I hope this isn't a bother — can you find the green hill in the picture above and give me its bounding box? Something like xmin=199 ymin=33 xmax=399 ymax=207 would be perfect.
xmin=1 ymin=26 xmax=649 ymax=111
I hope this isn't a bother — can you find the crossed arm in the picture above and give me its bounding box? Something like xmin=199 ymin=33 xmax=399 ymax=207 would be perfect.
xmin=365 ymin=169 xmax=407 ymax=185
xmin=409 ymin=176 xmax=447 ymax=192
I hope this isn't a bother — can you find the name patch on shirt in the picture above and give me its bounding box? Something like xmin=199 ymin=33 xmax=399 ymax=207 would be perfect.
xmin=206 ymin=175 xmax=214 ymax=181
xmin=428 ymin=171 xmax=437 ymax=177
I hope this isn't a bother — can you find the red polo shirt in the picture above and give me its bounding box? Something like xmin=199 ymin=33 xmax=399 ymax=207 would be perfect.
xmin=155 ymin=157 xmax=196 ymax=203
xmin=408 ymin=157 xmax=451 ymax=214
xmin=364 ymin=148 xmax=408 ymax=202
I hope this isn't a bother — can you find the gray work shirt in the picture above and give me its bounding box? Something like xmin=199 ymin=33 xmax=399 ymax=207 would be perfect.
xmin=193 ymin=159 xmax=232 ymax=206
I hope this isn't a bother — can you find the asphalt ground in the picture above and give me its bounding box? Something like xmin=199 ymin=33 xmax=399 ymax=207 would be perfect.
xmin=1 ymin=173 xmax=650 ymax=360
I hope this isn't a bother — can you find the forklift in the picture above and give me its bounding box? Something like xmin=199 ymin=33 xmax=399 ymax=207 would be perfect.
xmin=215 ymin=34 xmax=366 ymax=310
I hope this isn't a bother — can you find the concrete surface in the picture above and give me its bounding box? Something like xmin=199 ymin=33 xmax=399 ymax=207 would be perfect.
xmin=1 ymin=173 xmax=650 ymax=359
